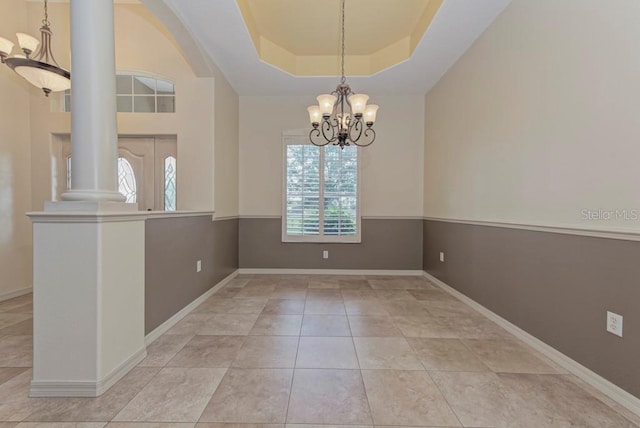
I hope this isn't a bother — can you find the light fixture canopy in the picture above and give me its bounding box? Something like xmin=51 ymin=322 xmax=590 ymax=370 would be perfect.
xmin=307 ymin=0 xmax=379 ymax=149
xmin=2 ymin=0 xmax=70 ymax=96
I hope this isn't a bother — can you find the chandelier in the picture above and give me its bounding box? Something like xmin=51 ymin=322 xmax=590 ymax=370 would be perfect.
xmin=0 ymin=0 xmax=70 ymax=97
xmin=307 ymin=0 xmax=379 ymax=149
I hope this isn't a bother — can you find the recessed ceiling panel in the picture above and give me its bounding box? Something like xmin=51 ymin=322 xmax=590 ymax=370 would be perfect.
xmin=238 ymin=0 xmax=443 ymax=76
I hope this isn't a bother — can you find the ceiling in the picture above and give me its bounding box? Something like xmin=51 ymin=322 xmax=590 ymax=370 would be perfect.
xmin=155 ymin=0 xmax=513 ymax=96
xmin=237 ymin=0 xmax=443 ymax=76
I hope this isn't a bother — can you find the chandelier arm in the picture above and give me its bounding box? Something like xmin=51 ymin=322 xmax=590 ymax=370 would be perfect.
xmin=352 ymin=127 xmax=376 ymax=147
xmin=348 ymin=118 xmax=363 ymax=143
xmin=309 ymin=128 xmax=331 ymax=147
xmin=322 ymin=119 xmax=338 ymax=143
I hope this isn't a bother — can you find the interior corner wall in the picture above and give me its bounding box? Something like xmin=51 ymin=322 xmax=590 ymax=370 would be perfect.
xmin=423 ymin=0 xmax=640 ymax=398
xmin=213 ymin=69 xmax=240 ymax=219
xmin=0 ymin=0 xmax=33 ymax=298
xmin=238 ymin=95 xmax=424 ymax=269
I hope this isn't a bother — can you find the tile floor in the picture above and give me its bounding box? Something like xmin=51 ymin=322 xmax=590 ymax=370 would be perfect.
xmin=0 ymin=274 xmax=638 ymax=427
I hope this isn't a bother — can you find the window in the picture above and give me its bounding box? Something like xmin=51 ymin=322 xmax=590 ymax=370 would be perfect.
xmin=164 ymin=156 xmax=177 ymax=212
xmin=117 ymin=157 xmax=137 ymax=203
xmin=64 ymin=73 xmax=175 ymax=113
xmin=283 ymin=133 xmax=360 ymax=243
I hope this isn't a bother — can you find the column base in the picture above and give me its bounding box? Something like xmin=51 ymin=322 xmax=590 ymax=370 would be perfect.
xmin=61 ymin=189 xmax=126 ymax=203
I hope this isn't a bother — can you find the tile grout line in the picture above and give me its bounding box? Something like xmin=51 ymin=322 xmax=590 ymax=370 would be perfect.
xmin=282 ymin=280 xmax=308 ymax=424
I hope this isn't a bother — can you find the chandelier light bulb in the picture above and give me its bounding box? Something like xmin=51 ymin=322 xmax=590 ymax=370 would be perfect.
xmin=0 ymin=37 xmax=14 ymax=63
xmin=348 ymin=94 xmax=369 ymax=116
xmin=364 ymin=104 xmax=379 ymax=125
xmin=16 ymin=33 xmax=39 ymax=56
xmin=307 ymin=106 xmax=322 ymax=126
xmin=317 ymin=94 xmax=337 ymax=117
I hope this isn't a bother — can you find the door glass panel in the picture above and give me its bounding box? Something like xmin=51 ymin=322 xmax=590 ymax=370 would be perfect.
xmin=164 ymin=156 xmax=177 ymax=211
xmin=118 ymin=157 xmax=137 ymax=203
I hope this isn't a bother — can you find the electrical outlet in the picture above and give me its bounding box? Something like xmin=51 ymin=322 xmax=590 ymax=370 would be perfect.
xmin=606 ymin=311 xmax=623 ymax=337
xmin=323 ymin=250 xmax=329 ymax=259
xmin=439 ymin=252 xmax=445 ymax=262
xmin=196 ymin=260 xmax=202 ymax=272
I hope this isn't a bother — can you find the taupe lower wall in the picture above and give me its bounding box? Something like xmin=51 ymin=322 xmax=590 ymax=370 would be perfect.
xmin=240 ymin=218 xmax=422 ymax=270
xmin=145 ymin=216 xmax=238 ymax=334
xmin=423 ymin=219 xmax=640 ymax=398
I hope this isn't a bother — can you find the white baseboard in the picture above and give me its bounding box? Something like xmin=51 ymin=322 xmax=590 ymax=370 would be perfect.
xmin=238 ymin=268 xmax=424 ymax=276
xmin=0 ymin=287 xmax=32 ymax=302
xmin=423 ymin=271 xmax=640 ymax=418
xmin=144 ymin=270 xmax=239 ymax=346
xmin=29 ymin=346 xmax=147 ymax=397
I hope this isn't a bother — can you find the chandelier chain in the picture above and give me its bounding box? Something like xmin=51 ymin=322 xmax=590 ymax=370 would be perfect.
xmin=340 ymin=0 xmax=345 ymax=84
xmin=43 ymin=0 xmax=50 ymax=27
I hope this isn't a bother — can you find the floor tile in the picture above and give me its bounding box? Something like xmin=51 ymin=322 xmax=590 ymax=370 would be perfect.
xmin=338 ymin=279 xmax=372 ymax=290
xmin=269 ymin=289 xmax=307 ymax=300
xmin=392 ymin=315 xmax=458 ymax=338
xmin=287 ymin=369 xmax=372 ymax=425
xmin=25 ymin=368 xmax=160 ymax=422
xmin=114 ymin=368 xmax=226 ymax=422
xmin=198 ymin=314 xmax=260 ymax=336
xmin=343 ymin=300 xmax=388 ymax=316
xmin=0 ymin=336 xmax=32 ymax=367
xmin=0 ymin=368 xmax=27 ymax=387
xmin=234 ymin=286 xmax=275 ymax=299
xmin=463 ymin=339 xmax=558 ymax=373
xmin=406 ymin=338 xmax=489 ymax=371
xmin=167 ymin=336 xmax=245 ymax=368
xmin=303 ymin=300 xmax=345 ymax=315
xmin=380 ymin=300 xmax=430 ymax=317
xmin=0 ymin=319 xmax=33 ymax=337
xmin=138 ymin=335 xmax=193 ymax=367
xmin=194 ymin=298 xmax=267 ymax=315
xmin=353 ymin=337 xmax=423 ymax=370
xmin=0 ymin=370 xmax=58 ymax=421
xmin=300 ymin=316 xmax=351 ymax=337
xmin=231 ymin=336 xmax=298 ymax=368
xmin=308 ymin=281 xmax=339 ymax=289
xmin=373 ymin=290 xmax=414 ymax=301
xmin=408 ymin=289 xmax=456 ymax=301
xmin=430 ymin=371 xmax=515 ymax=427
xmin=17 ymin=423 xmax=106 ymax=428
xmin=499 ymin=373 xmax=637 ymax=427
xmin=340 ymin=290 xmax=377 ymax=301
xmin=305 ymin=290 xmax=342 ymax=300
xmin=361 ymin=370 xmax=460 ymax=426
xmin=200 ymin=369 xmax=292 ymax=423
xmin=261 ymin=300 xmax=305 ymax=316
xmin=197 ymin=424 xmax=281 ymax=428
xmin=347 ymin=316 xmax=401 ymax=337
xmin=249 ymin=315 xmax=302 ymax=336
xmin=0 ymin=315 xmax=31 ymax=331
xmin=423 ymin=300 xmax=480 ymax=317
xmin=442 ymin=316 xmax=513 ymax=340
xmin=295 ymin=337 xmax=358 ymax=369
xmin=109 ymin=424 xmax=194 ymax=428
xmin=165 ymin=315 xmax=211 ymax=336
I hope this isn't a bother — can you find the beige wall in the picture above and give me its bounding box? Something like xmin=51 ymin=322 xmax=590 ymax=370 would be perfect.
xmin=1 ymin=2 xmax=239 ymax=295
xmin=424 ymin=0 xmax=640 ymax=233
xmin=240 ymin=95 xmax=424 ymax=217
xmin=0 ymin=0 xmax=32 ymax=297
xmin=27 ymin=3 xmax=238 ymax=214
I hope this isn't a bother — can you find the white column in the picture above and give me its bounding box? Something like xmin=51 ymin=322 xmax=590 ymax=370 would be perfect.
xmin=28 ymin=0 xmax=147 ymax=397
xmin=62 ymin=0 xmax=124 ymax=202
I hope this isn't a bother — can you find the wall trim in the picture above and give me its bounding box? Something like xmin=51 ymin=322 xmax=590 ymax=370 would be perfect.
xmin=213 ymin=215 xmax=239 ymax=222
xmin=238 ymin=268 xmax=424 ymax=276
xmin=146 ymin=211 xmax=215 ymax=220
xmin=239 ymin=215 xmax=424 ymax=220
xmin=144 ymin=270 xmax=240 ymax=346
xmin=0 ymin=287 xmax=32 ymax=302
xmin=422 ymin=271 xmax=640 ymax=418
xmin=29 ymin=346 xmax=147 ymax=398
xmin=424 ymin=216 xmax=640 ymax=242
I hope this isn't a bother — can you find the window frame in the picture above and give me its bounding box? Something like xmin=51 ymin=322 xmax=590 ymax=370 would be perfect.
xmin=281 ymin=130 xmax=362 ymax=244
